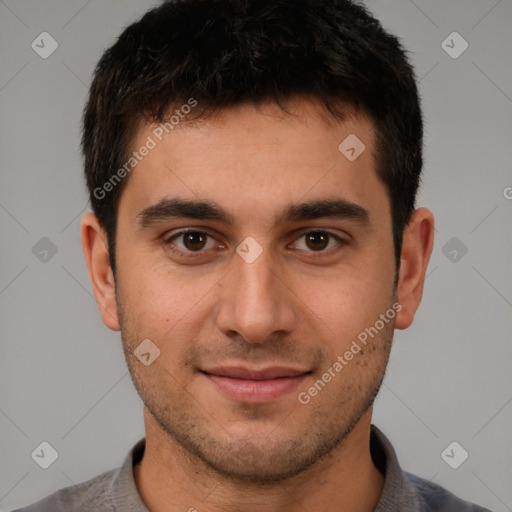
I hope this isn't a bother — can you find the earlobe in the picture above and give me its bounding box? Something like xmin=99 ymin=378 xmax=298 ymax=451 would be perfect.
xmin=80 ymin=212 xmax=121 ymax=331
xmin=395 ymin=208 xmax=435 ymax=330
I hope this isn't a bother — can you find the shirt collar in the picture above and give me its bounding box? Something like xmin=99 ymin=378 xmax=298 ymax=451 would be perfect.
xmin=371 ymin=424 xmax=423 ymax=511
xmin=110 ymin=436 xmax=148 ymax=511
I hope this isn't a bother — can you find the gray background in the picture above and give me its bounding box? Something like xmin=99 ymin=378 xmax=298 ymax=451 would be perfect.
xmin=1 ymin=0 xmax=511 ymax=510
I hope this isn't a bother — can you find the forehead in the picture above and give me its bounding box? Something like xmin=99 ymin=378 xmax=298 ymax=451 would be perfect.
xmin=118 ymin=99 xmax=389 ymax=230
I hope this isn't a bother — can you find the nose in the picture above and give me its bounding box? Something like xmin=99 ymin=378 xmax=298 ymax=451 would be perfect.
xmin=214 ymin=243 xmax=299 ymax=345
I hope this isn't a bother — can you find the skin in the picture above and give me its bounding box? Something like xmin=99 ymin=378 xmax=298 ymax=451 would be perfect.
xmin=81 ymin=98 xmax=434 ymax=512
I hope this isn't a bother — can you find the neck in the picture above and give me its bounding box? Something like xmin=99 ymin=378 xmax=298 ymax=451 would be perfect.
xmin=134 ymin=408 xmax=384 ymax=512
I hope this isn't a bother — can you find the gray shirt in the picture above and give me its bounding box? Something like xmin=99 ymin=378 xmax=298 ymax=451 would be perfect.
xmin=10 ymin=425 xmax=493 ymax=512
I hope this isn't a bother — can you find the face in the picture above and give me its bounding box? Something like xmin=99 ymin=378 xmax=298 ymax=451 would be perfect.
xmin=111 ymin=99 xmax=399 ymax=481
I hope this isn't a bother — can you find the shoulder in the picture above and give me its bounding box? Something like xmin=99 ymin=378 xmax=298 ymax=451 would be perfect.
xmin=8 ymin=468 xmax=118 ymax=512
xmin=370 ymin=425 xmax=495 ymax=512
xmin=404 ymin=471 xmax=495 ymax=512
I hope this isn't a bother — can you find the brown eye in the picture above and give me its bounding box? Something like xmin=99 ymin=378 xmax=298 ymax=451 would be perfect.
xmin=182 ymin=231 xmax=207 ymax=251
xmin=164 ymin=230 xmax=217 ymax=256
xmin=305 ymin=232 xmax=330 ymax=251
xmin=291 ymin=231 xmax=344 ymax=253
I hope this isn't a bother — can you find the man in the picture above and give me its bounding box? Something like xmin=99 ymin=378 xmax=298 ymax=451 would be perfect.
xmin=12 ymin=0 xmax=493 ymax=511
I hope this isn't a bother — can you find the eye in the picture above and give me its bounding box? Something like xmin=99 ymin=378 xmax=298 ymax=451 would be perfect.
xmin=291 ymin=231 xmax=344 ymax=253
xmin=163 ymin=230 xmax=219 ymax=256
xmin=162 ymin=229 xmax=345 ymax=260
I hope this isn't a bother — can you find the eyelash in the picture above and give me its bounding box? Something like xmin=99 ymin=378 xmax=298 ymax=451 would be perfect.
xmin=162 ymin=229 xmax=346 ymax=259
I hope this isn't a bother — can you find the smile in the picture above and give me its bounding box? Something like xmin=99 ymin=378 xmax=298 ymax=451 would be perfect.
xmin=199 ymin=366 xmax=311 ymax=404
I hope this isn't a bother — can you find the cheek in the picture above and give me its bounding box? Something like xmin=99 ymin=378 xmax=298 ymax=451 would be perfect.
xmin=290 ymin=264 xmax=393 ymax=350
xmin=120 ymin=261 xmax=219 ymax=345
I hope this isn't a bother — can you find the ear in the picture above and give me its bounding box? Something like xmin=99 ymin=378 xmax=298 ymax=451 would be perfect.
xmin=80 ymin=212 xmax=120 ymax=331
xmin=395 ymin=208 xmax=435 ymax=330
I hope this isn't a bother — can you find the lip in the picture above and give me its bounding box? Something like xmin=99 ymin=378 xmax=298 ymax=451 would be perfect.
xmin=200 ymin=366 xmax=311 ymax=403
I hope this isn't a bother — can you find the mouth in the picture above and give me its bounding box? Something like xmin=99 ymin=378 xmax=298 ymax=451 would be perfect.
xmin=199 ymin=365 xmax=312 ymax=404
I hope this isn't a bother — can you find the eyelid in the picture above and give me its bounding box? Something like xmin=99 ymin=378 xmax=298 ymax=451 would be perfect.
xmin=287 ymin=229 xmax=345 ymax=252
xmin=163 ymin=227 xmax=217 ymax=242
xmin=162 ymin=228 xmax=222 ymax=256
xmin=290 ymin=227 xmax=348 ymax=241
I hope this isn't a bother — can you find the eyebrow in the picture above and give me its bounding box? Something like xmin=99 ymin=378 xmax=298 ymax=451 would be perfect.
xmin=136 ymin=196 xmax=370 ymax=229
